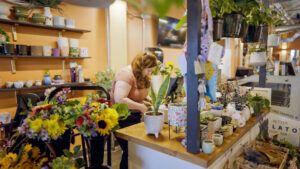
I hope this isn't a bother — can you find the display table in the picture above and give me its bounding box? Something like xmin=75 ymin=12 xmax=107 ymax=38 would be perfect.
xmin=115 ymin=113 xmax=269 ymax=169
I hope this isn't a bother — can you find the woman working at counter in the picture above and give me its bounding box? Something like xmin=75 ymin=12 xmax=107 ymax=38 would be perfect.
xmin=111 ymin=52 xmax=157 ymax=169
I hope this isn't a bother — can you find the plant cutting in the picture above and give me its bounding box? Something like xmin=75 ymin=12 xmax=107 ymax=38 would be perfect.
xmin=145 ymin=74 xmax=171 ymax=138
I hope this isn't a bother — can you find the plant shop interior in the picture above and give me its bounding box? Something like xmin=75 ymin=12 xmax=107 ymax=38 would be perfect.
xmin=0 ymin=0 xmax=300 ymax=169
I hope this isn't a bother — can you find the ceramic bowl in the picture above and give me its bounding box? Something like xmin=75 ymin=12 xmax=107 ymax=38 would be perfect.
xmin=35 ymin=80 xmax=42 ymax=86
xmin=25 ymin=80 xmax=33 ymax=88
xmin=5 ymin=82 xmax=13 ymax=88
xmin=14 ymin=81 xmax=24 ymax=88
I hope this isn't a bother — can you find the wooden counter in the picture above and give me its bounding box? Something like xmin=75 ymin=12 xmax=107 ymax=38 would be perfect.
xmin=115 ymin=113 xmax=267 ymax=168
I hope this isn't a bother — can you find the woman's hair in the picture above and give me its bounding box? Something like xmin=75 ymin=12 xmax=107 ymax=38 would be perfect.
xmin=132 ymin=52 xmax=157 ymax=89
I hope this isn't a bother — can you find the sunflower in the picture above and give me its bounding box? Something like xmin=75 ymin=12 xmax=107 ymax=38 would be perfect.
xmin=100 ymin=108 xmax=119 ymax=127
xmin=43 ymin=114 xmax=66 ymax=139
xmin=24 ymin=144 xmax=32 ymax=153
xmin=95 ymin=115 xmax=114 ymax=136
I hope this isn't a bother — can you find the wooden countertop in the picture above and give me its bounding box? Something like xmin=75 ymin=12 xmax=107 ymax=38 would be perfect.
xmin=115 ymin=113 xmax=267 ymax=168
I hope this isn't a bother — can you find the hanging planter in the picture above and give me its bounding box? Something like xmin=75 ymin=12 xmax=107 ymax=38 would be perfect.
xmin=223 ymin=13 xmax=244 ymax=38
xmin=213 ymin=18 xmax=224 ymax=41
xmin=238 ymin=20 xmax=248 ymax=39
xmin=243 ymin=25 xmax=267 ymax=43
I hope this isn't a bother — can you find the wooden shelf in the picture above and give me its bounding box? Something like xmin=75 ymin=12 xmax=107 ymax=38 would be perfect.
xmin=0 ymin=82 xmax=94 ymax=92
xmin=0 ymin=18 xmax=91 ymax=33
xmin=0 ymin=55 xmax=91 ymax=59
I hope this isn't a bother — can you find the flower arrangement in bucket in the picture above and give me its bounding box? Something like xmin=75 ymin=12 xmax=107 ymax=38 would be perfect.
xmin=145 ymin=74 xmax=171 ymax=138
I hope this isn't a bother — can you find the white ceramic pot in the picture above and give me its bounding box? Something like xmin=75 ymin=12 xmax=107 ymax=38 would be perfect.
xmin=249 ymin=52 xmax=267 ymax=66
xmin=151 ymin=75 xmax=164 ymax=94
xmin=207 ymin=117 xmax=222 ymax=133
xmin=5 ymin=82 xmax=13 ymax=88
xmin=0 ymin=112 xmax=11 ymax=124
xmin=14 ymin=81 xmax=24 ymax=88
xmin=35 ymin=80 xmax=42 ymax=86
xmin=80 ymin=47 xmax=89 ymax=57
xmin=144 ymin=111 xmax=164 ymax=138
xmin=0 ymin=2 xmax=10 ymax=20
xmin=44 ymin=7 xmax=53 ymax=26
xmin=65 ymin=19 xmax=75 ymax=28
xmin=53 ymin=16 xmax=65 ymax=27
xmin=202 ymin=139 xmax=215 ymax=154
xmin=212 ymin=134 xmax=223 ymax=146
xmin=25 ymin=80 xmax=33 ymax=88
xmin=43 ymin=45 xmax=52 ymax=56
xmin=168 ymin=102 xmax=187 ymax=127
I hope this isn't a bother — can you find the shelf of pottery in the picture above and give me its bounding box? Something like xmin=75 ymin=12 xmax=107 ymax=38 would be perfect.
xmin=0 ymin=2 xmax=91 ymax=73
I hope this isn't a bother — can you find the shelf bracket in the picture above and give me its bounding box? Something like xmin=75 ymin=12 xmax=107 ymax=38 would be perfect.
xmin=11 ymin=25 xmax=17 ymax=42
xmin=58 ymin=31 xmax=62 ymax=37
xmin=10 ymin=59 xmax=16 ymax=74
xmin=62 ymin=59 xmax=65 ymax=78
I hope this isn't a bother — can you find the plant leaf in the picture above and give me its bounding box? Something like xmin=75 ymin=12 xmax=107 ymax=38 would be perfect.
xmin=154 ymin=75 xmax=170 ymax=113
xmin=175 ymin=14 xmax=187 ymax=30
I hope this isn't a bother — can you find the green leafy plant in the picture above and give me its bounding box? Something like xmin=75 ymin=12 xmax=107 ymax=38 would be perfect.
xmin=112 ymin=103 xmax=131 ymax=120
xmin=44 ymin=70 xmax=50 ymax=76
xmin=247 ymin=94 xmax=270 ymax=116
xmin=149 ymin=75 xmax=170 ymax=114
xmin=126 ymin=0 xmax=184 ymax=17
xmin=95 ymin=69 xmax=115 ymax=92
xmin=152 ymin=61 xmax=174 ymax=76
xmin=51 ymin=145 xmax=84 ymax=169
xmin=0 ymin=27 xmax=10 ymax=44
xmin=29 ymin=0 xmax=62 ymax=12
xmin=210 ymin=0 xmax=238 ymax=18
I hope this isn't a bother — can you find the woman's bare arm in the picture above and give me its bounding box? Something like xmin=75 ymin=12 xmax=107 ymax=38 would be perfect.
xmin=114 ymin=81 xmax=148 ymax=113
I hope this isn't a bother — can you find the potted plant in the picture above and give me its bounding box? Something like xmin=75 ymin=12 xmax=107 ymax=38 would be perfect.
xmin=30 ymin=0 xmax=62 ymax=26
xmin=145 ymin=75 xmax=171 ymax=138
xmin=210 ymin=0 xmax=240 ymax=40
xmin=247 ymin=94 xmax=270 ymax=116
xmin=0 ymin=27 xmax=10 ymax=55
xmin=13 ymin=5 xmax=30 ymax=22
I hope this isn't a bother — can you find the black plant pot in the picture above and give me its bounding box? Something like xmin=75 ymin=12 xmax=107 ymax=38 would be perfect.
xmin=223 ymin=13 xmax=244 ymax=38
xmin=51 ymin=129 xmax=71 ymax=157
xmin=90 ymin=135 xmax=107 ymax=168
xmin=244 ymin=25 xmax=268 ymax=43
xmin=0 ymin=44 xmax=15 ymax=55
xmin=213 ymin=18 xmax=224 ymax=41
xmin=239 ymin=20 xmax=248 ymax=39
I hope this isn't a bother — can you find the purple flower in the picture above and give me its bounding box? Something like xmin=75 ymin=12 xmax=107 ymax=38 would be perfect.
xmin=40 ymin=129 xmax=49 ymax=141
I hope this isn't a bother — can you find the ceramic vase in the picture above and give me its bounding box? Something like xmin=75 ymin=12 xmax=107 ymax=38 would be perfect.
xmin=44 ymin=7 xmax=53 ymax=26
xmin=44 ymin=75 xmax=52 ymax=85
xmin=144 ymin=111 xmax=164 ymax=138
xmin=202 ymin=140 xmax=215 ymax=154
xmin=0 ymin=2 xmax=10 ymax=20
xmin=151 ymin=75 xmax=164 ymax=94
xmin=168 ymin=103 xmax=187 ymax=127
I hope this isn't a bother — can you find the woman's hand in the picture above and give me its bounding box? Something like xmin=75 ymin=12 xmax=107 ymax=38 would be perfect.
xmin=140 ymin=104 xmax=148 ymax=113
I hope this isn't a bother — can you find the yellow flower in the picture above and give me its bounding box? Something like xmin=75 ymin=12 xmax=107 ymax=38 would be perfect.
xmin=43 ymin=114 xmax=66 ymax=139
xmin=24 ymin=144 xmax=32 ymax=153
xmin=37 ymin=157 xmax=48 ymax=167
xmin=31 ymin=147 xmax=41 ymax=159
xmin=166 ymin=62 xmax=175 ymax=68
xmin=30 ymin=118 xmax=43 ymax=132
xmin=80 ymin=97 xmax=87 ymax=105
xmin=6 ymin=153 xmax=17 ymax=162
xmin=100 ymin=108 xmax=119 ymax=127
xmin=95 ymin=115 xmax=114 ymax=136
xmin=90 ymin=102 xmax=100 ymax=108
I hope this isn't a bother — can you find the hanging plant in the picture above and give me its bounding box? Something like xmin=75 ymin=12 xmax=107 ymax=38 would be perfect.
xmin=29 ymin=0 xmax=62 ymax=11
xmin=0 ymin=27 xmax=9 ymax=44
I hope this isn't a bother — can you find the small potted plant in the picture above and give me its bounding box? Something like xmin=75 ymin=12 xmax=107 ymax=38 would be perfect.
xmin=145 ymin=75 xmax=171 ymax=138
xmin=151 ymin=61 xmax=173 ymax=94
xmin=43 ymin=70 xmax=52 ymax=85
xmin=30 ymin=0 xmax=62 ymax=26
xmin=247 ymin=94 xmax=270 ymax=116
